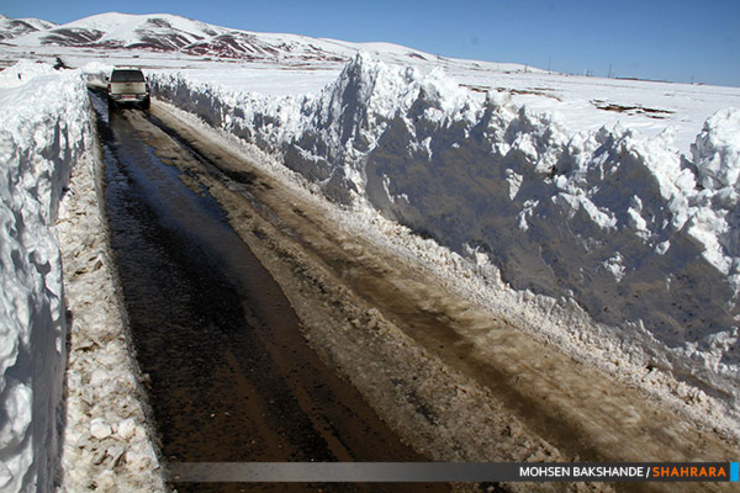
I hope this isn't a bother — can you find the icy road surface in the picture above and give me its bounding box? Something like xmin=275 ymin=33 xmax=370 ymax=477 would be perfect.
xmin=94 ymin=91 xmax=737 ymax=492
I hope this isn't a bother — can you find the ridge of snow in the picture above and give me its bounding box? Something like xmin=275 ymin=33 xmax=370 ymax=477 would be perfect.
xmin=0 ymin=59 xmax=167 ymax=491
xmin=152 ymin=53 xmax=740 ymax=413
xmin=0 ymin=60 xmax=88 ymax=492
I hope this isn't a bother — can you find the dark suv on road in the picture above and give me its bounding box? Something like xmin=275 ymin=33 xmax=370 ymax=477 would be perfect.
xmin=107 ymin=67 xmax=151 ymax=109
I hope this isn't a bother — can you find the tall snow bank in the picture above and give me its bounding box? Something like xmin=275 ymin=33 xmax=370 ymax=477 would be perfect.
xmin=0 ymin=61 xmax=90 ymax=492
xmin=151 ymin=54 xmax=740 ymax=412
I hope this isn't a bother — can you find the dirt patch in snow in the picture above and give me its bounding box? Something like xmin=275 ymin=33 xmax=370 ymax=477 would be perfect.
xmin=590 ymin=99 xmax=675 ymax=119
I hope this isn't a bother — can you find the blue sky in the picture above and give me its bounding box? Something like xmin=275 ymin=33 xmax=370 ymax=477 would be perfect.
xmin=3 ymin=0 xmax=739 ymax=86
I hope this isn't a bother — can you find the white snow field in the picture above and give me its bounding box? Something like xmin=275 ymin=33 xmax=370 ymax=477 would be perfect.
xmin=1 ymin=10 xmax=740 ymax=491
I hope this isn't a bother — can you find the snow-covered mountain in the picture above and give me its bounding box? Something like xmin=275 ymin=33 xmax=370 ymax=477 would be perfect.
xmin=6 ymin=12 xmax=417 ymax=64
xmin=3 ymin=11 xmax=543 ymax=71
xmin=0 ymin=14 xmax=56 ymax=41
xmin=17 ymin=13 xmax=236 ymax=50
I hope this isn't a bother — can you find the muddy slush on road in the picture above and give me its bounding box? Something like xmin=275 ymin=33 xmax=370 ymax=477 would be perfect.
xmin=90 ymin=87 xmax=738 ymax=492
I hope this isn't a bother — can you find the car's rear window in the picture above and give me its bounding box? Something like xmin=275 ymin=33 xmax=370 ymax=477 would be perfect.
xmin=110 ymin=69 xmax=145 ymax=82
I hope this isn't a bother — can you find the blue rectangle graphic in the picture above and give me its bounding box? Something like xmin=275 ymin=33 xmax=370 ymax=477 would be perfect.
xmin=731 ymin=462 xmax=739 ymax=482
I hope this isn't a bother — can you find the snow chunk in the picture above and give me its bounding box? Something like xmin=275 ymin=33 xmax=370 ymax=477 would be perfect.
xmin=90 ymin=419 xmax=112 ymax=440
xmin=692 ymin=108 xmax=740 ymax=190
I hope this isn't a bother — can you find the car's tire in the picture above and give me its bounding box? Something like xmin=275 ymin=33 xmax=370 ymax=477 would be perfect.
xmin=142 ymin=97 xmax=151 ymax=110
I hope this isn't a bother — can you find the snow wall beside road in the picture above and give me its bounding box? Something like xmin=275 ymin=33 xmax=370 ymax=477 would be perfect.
xmin=0 ymin=61 xmax=90 ymax=492
xmin=152 ymin=53 xmax=740 ymax=416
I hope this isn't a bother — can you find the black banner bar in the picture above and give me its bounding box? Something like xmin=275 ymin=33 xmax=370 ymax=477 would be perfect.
xmin=166 ymin=462 xmax=736 ymax=483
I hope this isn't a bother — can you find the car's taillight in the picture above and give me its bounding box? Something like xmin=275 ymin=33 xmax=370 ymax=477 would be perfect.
xmin=145 ymin=83 xmax=150 ymax=92
xmin=107 ymin=83 xmax=111 ymax=93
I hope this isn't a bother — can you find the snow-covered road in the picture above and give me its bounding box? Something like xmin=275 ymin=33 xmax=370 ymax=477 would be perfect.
xmin=136 ymin=97 xmax=738 ymax=492
xmin=93 ymin=91 xmax=441 ymax=492
xmin=2 ymin=23 xmax=739 ymax=487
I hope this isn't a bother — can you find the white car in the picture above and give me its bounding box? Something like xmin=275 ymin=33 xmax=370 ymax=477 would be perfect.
xmin=107 ymin=67 xmax=151 ymax=109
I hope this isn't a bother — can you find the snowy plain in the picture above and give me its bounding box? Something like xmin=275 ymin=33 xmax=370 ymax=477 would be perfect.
xmin=1 ymin=10 xmax=740 ymax=491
